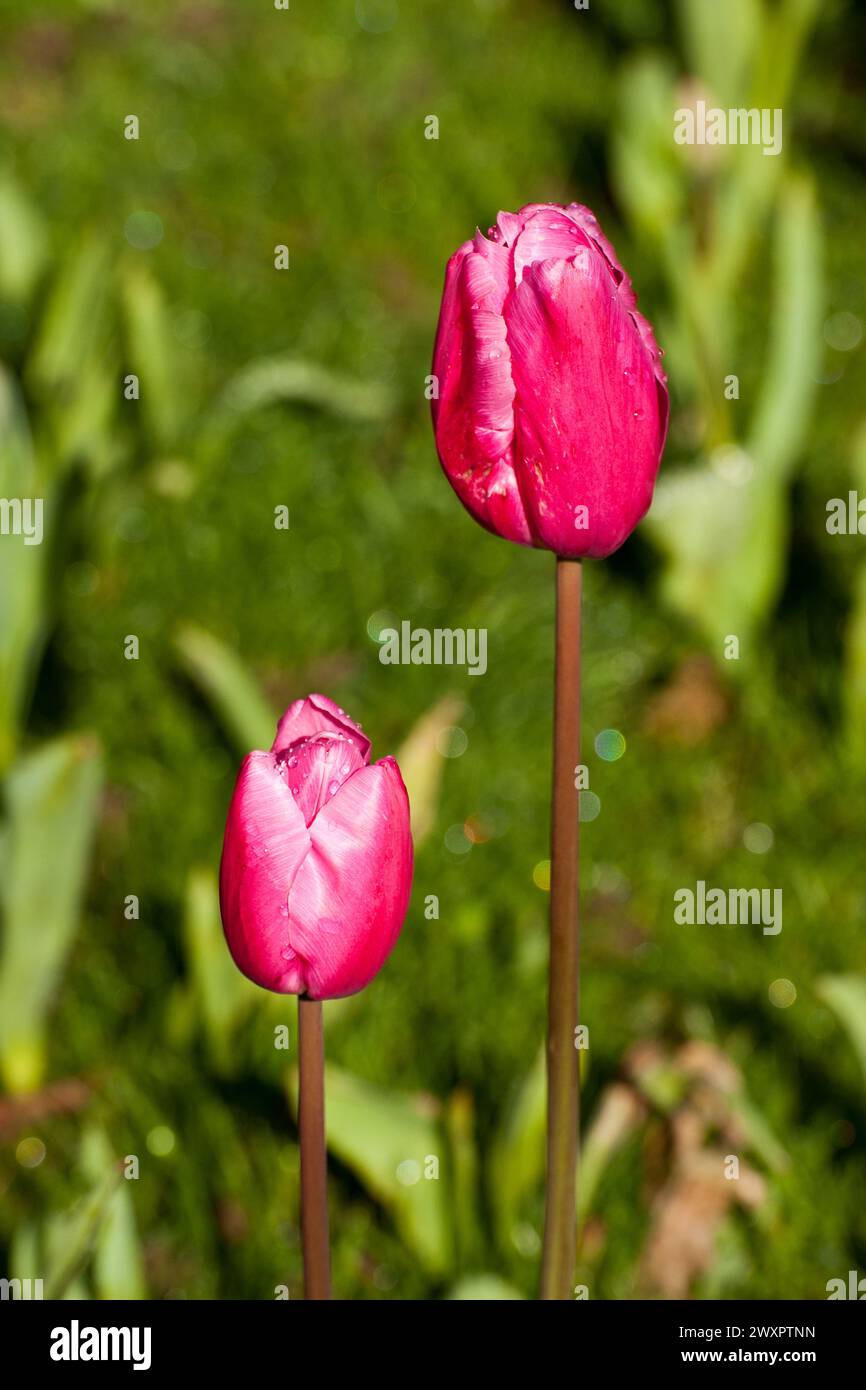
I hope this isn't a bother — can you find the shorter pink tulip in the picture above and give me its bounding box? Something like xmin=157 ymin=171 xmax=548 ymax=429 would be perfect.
xmin=220 ymin=694 xmax=413 ymax=1000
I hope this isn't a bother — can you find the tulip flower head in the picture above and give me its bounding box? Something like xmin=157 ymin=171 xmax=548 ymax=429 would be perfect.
xmin=220 ymin=695 xmax=413 ymax=1000
xmin=431 ymin=202 xmax=669 ymax=559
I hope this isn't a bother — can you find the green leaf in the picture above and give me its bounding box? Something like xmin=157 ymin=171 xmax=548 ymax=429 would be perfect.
xmin=28 ymin=238 xmax=112 ymax=402
xmin=611 ymin=54 xmax=686 ymax=246
xmin=120 ymin=264 xmax=188 ymax=448
xmin=444 ymin=1088 xmax=483 ymax=1271
xmin=447 ymin=1274 xmax=524 ymax=1300
xmin=0 ymin=367 xmax=44 ymax=769
xmin=842 ymin=426 xmax=866 ymax=760
xmin=217 ymin=356 xmax=392 ymax=423
xmin=645 ymin=465 xmax=787 ymax=656
xmin=645 ymin=175 xmax=821 ymax=656
xmin=42 ymin=1165 xmax=120 ymax=1300
xmin=395 ymin=694 xmax=464 ymax=846
xmin=725 ymin=1091 xmax=789 ymax=1174
xmin=0 ymin=735 xmax=103 ymax=1092
xmin=286 ymin=1062 xmax=452 ymax=1274
xmin=79 ymin=1128 xmax=146 ymax=1300
xmin=843 ymin=566 xmax=866 ymax=764
xmin=26 ymin=237 xmax=119 ymax=478
xmin=174 ymin=623 xmax=276 ymax=753
xmin=0 ymin=175 xmax=49 ymax=302
xmin=746 ymin=175 xmax=822 ymax=483
xmin=676 ymin=0 xmax=760 ymax=105
xmin=489 ymin=1048 xmax=546 ymax=1252
xmin=710 ymin=2 xmax=821 ymax=293
xmin=53 ymin=355 xmax=120 ymax=480
xmin=816 ymin=976 xmax=866 ymax=1086
xmin=9 ymin=1220 xmax=42 ymax=1291
xmin=183 ymin=867 xmax=258 ymax=1067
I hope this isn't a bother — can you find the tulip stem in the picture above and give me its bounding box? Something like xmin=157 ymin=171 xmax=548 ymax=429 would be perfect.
xmin=540 ymin=556 xmax=582 ymax=1300
xmin=298 ymin=996 xmax=331 ymax=1300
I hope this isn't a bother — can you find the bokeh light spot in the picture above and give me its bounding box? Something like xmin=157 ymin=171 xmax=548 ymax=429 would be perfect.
xmin=823 ymin=311 xmax=862 ymax=352
xmin=16 ymin=1136 xmax=46 ymax=1168
xmin=436 ymin=725 xmax=468 ymax=758
xmin=533 ymin=859 xmax=551 ymax=891
xmin=356 ymin=0 xmax=399 ymax=34
xmin=769 ymin=978 xmax=796 ymax=1009
xmin=743 ymin=821 xmax=774 ymax=853
xmin=444 ymin=824 xmax=471 ymax=855
xmin=595 ymin=728 xmax=626 ymax=761
xmin=124 ymin=210 xmax=164 ymax=250
xmin=579 ymin=791 xmax=601 ymax=822
xmin=367 ymin=609 xmax=396 ymax=642
xmin=147 ymin=1125 xmax=176 ymax=1157
xmin=396 ymin=1159 xmax=420 ymax=1186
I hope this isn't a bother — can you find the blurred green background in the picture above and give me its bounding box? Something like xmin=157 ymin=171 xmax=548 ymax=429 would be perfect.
xmin=1 ymin=0 xmax=865 ymax=1301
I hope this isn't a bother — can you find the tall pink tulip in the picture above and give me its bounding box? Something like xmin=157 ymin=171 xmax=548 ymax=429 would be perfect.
xmin=220 ymin=693 xmax=413 ymax=1001
xmin=432 ymin=202 xmax=668 ymax=558
xmin=431 ymin=202 xmax=668 ymax=1302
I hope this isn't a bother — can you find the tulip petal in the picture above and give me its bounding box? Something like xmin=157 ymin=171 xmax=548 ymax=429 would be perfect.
xmin=430 ymin=239 xmax=473 ymax=436
xmin=432 ymin=244 xmax=533 ymax=547
xmin=287 ymin=758 xmax=413 ymax=1000
xmin=491 ymin=209 xmax=522 ymax=248
xmin=506 ymin=251 xmax=668 ymax=558
xmin=219 ymin=751 xmax=312 ymax=992
xmin=278 ymin=732 xmax=367 ymax=828
xmin=272 ymin=693 xmax=370 ymax=762
xmin=563 ymin=203 xmax=633 ymax=294
xmin=511 ymin=207 xmax=589 ymax=287
xmin=451 ymin=249 xmax=514 ymax=460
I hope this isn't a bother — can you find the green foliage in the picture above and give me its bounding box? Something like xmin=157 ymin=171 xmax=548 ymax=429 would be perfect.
xmin=287 ymin=1063 xmax=452 ymax=1276
xmin=0 ymin=0 xmax=864 ymax=1301
xmin=0 ymin=736 xmax=103 ymax=1092
xmin=816 ymin=977 xmax=866 ymax=1087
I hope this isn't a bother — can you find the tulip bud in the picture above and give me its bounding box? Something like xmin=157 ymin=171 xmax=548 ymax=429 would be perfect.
xmin=431 ymin=202 xmax=668 ymax=559
xmin=220 ymin=694 xmax=413 ymax=1000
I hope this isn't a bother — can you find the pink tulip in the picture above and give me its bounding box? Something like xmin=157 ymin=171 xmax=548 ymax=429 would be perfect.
xmin=431 ymin=202 xmax=669 ymax=559
xmin=220 ymin=694 xmax=413 ymax=1000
